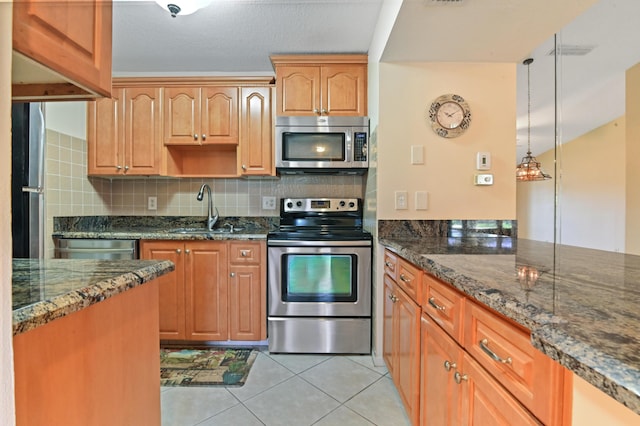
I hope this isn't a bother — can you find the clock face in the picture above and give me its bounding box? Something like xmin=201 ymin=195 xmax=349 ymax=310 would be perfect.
xmin=428 ymin=94 xmax=471 ymax=138
xmin=436 ymin=101 xmax=464 ymax=129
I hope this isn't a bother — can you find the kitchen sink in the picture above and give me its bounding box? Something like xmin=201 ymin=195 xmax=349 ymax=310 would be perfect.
xmin=168 ymin=227 xmax=245 ymax=234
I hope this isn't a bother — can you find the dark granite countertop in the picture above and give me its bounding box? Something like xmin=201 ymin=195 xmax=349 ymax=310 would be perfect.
xmin=379 ymin=236 xmax=640 ymax=415
xmin=12 ymin=258 xmax=175 ymax=336
xmin=53 ymin=228 xmax=268 ymax=241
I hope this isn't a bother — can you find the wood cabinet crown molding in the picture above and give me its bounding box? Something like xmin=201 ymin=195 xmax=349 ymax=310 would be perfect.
xmin=270 ymin=54 xmax=368 ymax=66
xmin=112 ymin=76 xmax=275 ymax=88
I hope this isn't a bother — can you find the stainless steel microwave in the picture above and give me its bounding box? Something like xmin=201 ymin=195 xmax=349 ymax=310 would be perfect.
xmin=275 ymin=116 xmax=369 ymax=175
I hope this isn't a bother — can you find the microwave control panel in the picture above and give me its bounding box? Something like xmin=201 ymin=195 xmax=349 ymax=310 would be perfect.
xmin=353 ymin=132 xmax=368 ymax=162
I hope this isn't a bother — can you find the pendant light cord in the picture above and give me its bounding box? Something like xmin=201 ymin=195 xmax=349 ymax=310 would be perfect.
xmin=524 ymin=58 xmax=534 ymax=155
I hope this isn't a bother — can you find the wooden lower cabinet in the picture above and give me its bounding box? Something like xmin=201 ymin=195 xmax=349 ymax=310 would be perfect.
xmin=383 ymin=275 xmax=421 ymax=425
xmin=421 ymin=314 xmax=539 ymax=426
xmin=140 ymin=239 xmax=265 ymax=342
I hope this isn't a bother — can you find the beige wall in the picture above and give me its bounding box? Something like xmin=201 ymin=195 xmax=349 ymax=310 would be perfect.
xmin=517 ymin=116 xmax=626 ymax=252
xmin=573 ymin=374 xmax=638 ymax=425
xmin=377 ymin=62 xmax=516 ymax=220
xmin=626 ymin=63 xmax=640 ymax=255
xmin=1 ymin=2 xmax=16 ymax=424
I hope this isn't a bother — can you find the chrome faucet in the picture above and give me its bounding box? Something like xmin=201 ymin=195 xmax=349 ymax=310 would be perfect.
xmin=196 ymin=183 xmax=219 ymax=231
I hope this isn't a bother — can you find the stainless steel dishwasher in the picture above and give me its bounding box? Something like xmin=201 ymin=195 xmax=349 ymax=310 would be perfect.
xmin=54 ymin=239 xmax=138 ymax=260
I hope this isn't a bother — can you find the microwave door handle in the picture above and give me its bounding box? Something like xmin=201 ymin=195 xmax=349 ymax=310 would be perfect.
xmin=345 ymin=132 xmax=353 ymax=163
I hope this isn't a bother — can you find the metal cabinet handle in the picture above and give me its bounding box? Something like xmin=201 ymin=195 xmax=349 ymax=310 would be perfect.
xmin=230 ymin=272 xmax=235 ymax=278
xmin=444 ymin=360 xmax=456 ymax=371
xmin=454 ymin=371 xmax=468 ymax=384
xmin=193 ymin=134 xmax=198 ymax=140
xmin=313 ymin=108 xmax=320 ymax=114
xmin=384 ymin=261 xmax=394 ymax=269
xmin=242 ymin=165 xmax=247 ymax=171
xmin=176 ymin=249 xmax=181 ymax=254
xmin=479 ymin=339 xmax=512 ymax=364
xmin=185 ymin=249 xmax=191 ymax=254
xmin=116 ymin=165 xmax=122 ymax=170
xmin=388 ymin=294 xmax=398 ymax=303
xmin=202 ymin=134 xmax=206 ymax=141
xmin=399 ymin=274 xmax=411 ymax=283
xmin=428 ymin=297 xmax=446 ymax=311
xmin=320 ymin=108 xmax=327 ymax=115
xmin=240 ymin=250 xmax=248 ymax=257
xmin=124 ymin=165 xmax=129 ymax=171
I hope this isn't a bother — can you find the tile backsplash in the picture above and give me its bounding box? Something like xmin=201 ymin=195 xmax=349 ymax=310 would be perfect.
xmin=44 ymin=128 xmax=366 ymax=219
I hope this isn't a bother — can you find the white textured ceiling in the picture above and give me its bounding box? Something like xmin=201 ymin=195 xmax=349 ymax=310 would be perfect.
xmin=113 ymin=0 xmax=635 ymax=161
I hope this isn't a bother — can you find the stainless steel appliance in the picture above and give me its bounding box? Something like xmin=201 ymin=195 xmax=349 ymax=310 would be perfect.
xmin=11 ymin=102 xmax=45 ymax=259
xmin=275 ymin=116 xmax=369 ymax=175
xmin=54 ymin=239 xmax=138 ymax=260
xmin=267 ymin=197 xmax=372 ymax=354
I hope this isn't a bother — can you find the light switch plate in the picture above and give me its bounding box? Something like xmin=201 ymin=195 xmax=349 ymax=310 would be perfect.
xmin=476 ymin=152 xmax=491 ymax=170
xmin=474 ymin=174 xmax=494 ymax=185
xmin=415 ymin=191 xmax=428 ymax=210
xmin=411 ymin=145 xmax=425 ymax=164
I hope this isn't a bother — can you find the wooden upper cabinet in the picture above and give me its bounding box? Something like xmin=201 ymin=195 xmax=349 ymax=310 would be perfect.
xmin=12 ymin=0 xmax=112 ymax=101
xmin=271 ymin=55 xmax=367 ymax=116
xmin=164 ymin=86 xmax=239 ymax=145
xmin=239 ymin=87 xmax=273 ymax=176
xmin=88 ymin=86 xmax=161 ymax=176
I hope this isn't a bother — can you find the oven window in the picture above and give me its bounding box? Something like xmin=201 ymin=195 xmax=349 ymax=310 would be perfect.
xmin=282 ymin=133 xmax=345 ymax=161
xmin=281 ymin=254 xmax=357 ymax=302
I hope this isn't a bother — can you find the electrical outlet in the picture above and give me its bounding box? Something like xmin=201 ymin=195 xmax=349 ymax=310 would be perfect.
xmin=147 ymin=196 xmax=157 ymax=210
xmin=395 ymin=191 xmax=408 ymax=210
xmin=262 ymin=196 xmax=276 ymax=210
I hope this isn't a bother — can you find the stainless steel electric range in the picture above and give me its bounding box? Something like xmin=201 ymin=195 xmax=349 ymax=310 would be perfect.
xmin=267 ymin=197 xmax=372 ymax=354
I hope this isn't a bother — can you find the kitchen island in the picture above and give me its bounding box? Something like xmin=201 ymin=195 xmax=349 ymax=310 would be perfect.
xmin=379 ymin=235 xmax=640 ymax=420
xmin=12 ymin=258 xmax=174 ymax=426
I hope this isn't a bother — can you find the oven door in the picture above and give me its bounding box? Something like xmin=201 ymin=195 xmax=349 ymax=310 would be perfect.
xmin=267 ymin=240 xmax=371 ymax=317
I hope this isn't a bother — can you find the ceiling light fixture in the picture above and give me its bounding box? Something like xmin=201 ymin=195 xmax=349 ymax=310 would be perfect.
xmin=516 ymin=58 xmax=552 ymax=182
xmin=155 ymin=0 xmax=212 ymax=18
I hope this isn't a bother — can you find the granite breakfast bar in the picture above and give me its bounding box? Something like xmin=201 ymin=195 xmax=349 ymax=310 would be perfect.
xmin=12 ymin=258 xmax=175 ymax=426
xmin=379 ymin=235 xmax=640 ymax=421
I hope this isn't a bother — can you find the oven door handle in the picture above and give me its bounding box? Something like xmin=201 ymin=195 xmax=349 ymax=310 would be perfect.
xmin=267 ymin=239 xmax=371 ymax=247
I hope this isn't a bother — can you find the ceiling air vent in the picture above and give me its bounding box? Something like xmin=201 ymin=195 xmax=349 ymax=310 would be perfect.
xmin=423 ymin=0 xmax=466 ymax=6
xmin=547 ymin=44 xmax=596 ymax=56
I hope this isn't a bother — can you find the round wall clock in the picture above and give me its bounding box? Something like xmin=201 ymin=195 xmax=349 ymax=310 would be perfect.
xmin=427 ymin=94 xmax=471 ymax=138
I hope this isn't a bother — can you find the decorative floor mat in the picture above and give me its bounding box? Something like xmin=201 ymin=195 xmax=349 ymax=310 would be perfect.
xmin=160 ymin=347 xmax=258 ymax=387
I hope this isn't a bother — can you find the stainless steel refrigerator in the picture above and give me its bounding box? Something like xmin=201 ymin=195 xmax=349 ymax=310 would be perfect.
xmin=11 ymin=102 xmax=45 ymax=259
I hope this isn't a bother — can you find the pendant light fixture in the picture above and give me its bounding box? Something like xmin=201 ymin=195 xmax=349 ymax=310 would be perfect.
xmin=516 ymin=58 xmax=552 ymax=181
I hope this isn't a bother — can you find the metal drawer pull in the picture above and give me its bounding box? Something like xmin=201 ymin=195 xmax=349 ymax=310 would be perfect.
xmin=185 ymin=249 xmax=190 ymax=254
xmin=176 ymin=249 xmax=181 ymax=254
xmin=479 ymin=339 xmax=512 ymax=364
xmin=384 ymin=261 xmax=394 ymax=269
xmin=230 ymin=272 xmax=235 ymax=277
xmin=193 ymin=134 xmax=198 ymax=140
xmin=454 ymin=371 xmax=468 ymax=384
xmin=399 ymin=274 xmax=411 ymax=283
xmin=444 ymin=360 xmax=456 ymax=371
xmin=428 ymin=297 xmax=446 ymax=311
xmin=388 ymin=294 xmax=398 ymax=303
xmin=241 ymin=250 xmax=248 ymax=257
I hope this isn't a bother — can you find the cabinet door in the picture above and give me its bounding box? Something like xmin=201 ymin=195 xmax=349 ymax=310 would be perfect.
xmin=421 ymin=314 xmax=461 ymax=426
xmin=383 ymin=275 xmax=395 ymax=375
xmin=229 ymin=264 xmax=263 ymax=340
xmin=394 ymin=283 xmax=421 ymax=426
xmin=88 ymin=88 xmax=123 ymax=175
xmin=275 ymin=66 xmax=321 ymax=116
xmin=164 ymin=87 xmax=201 ymax=145
xmin=321 ymin=65 xmax=367 ymax=116
xmin=201 ymin=86 xmax=238 ymax=145
xmin=12 ymin=0 xmax=112 ymax=98
xmin=459 ymin=353 xmax=540 ymax=426
xmin=140 ymin=241 xmax=185 ymax=340
xmin=124 ymin=87 xmax=161 ymax=175
xmin=184 ymin=241 xmax=228 ymax=340
xmin=239 ymin=87 xmax=273 ymax=176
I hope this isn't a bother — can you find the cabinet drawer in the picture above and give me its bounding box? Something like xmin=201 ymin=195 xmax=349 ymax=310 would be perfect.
xmin=397 ymin=258 xmax=422 ymax=304
xmin=383 ymin=249 xmax=398 ymax=281
xmin=464 ymin=300 xmax=566 ymax=425
xmin=229 ymin=242 xmax=262 ymax=264
xmin=423 ymin=273 xmax=464 ymax=343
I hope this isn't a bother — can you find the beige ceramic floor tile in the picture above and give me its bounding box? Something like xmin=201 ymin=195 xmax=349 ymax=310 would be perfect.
xmin=300 ymin=356 xmax=382 ymax=403
xmin=227 ymin=352 xmax=295 ymax=402
xmin=267 ymin=352 xmax=332 ymax=374
xmin=244 ymin=376 xmax=340 ymax=426
xmin=314 ymin=406 xmax=376 ymax=426
xmin=346 ymin=355 xmax=389 ymax=375
xmin=345 ymin=376 xmax=411 ymax=426
xmin=160 ymin=387 xmax=238 ymax=426
xmin=199 ymin=403 xmax=264 ymax=426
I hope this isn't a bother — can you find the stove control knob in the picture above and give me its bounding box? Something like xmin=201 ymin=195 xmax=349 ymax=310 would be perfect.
xmin=339 ymin=201 xmax=346 ymax=207
xmin=349 ymin=201 xmax=355 ymax=208
xmin=286 ymin=201 xmax=293 ymax=208
xmin=296 ymin=201 xmax=303 ymax=207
